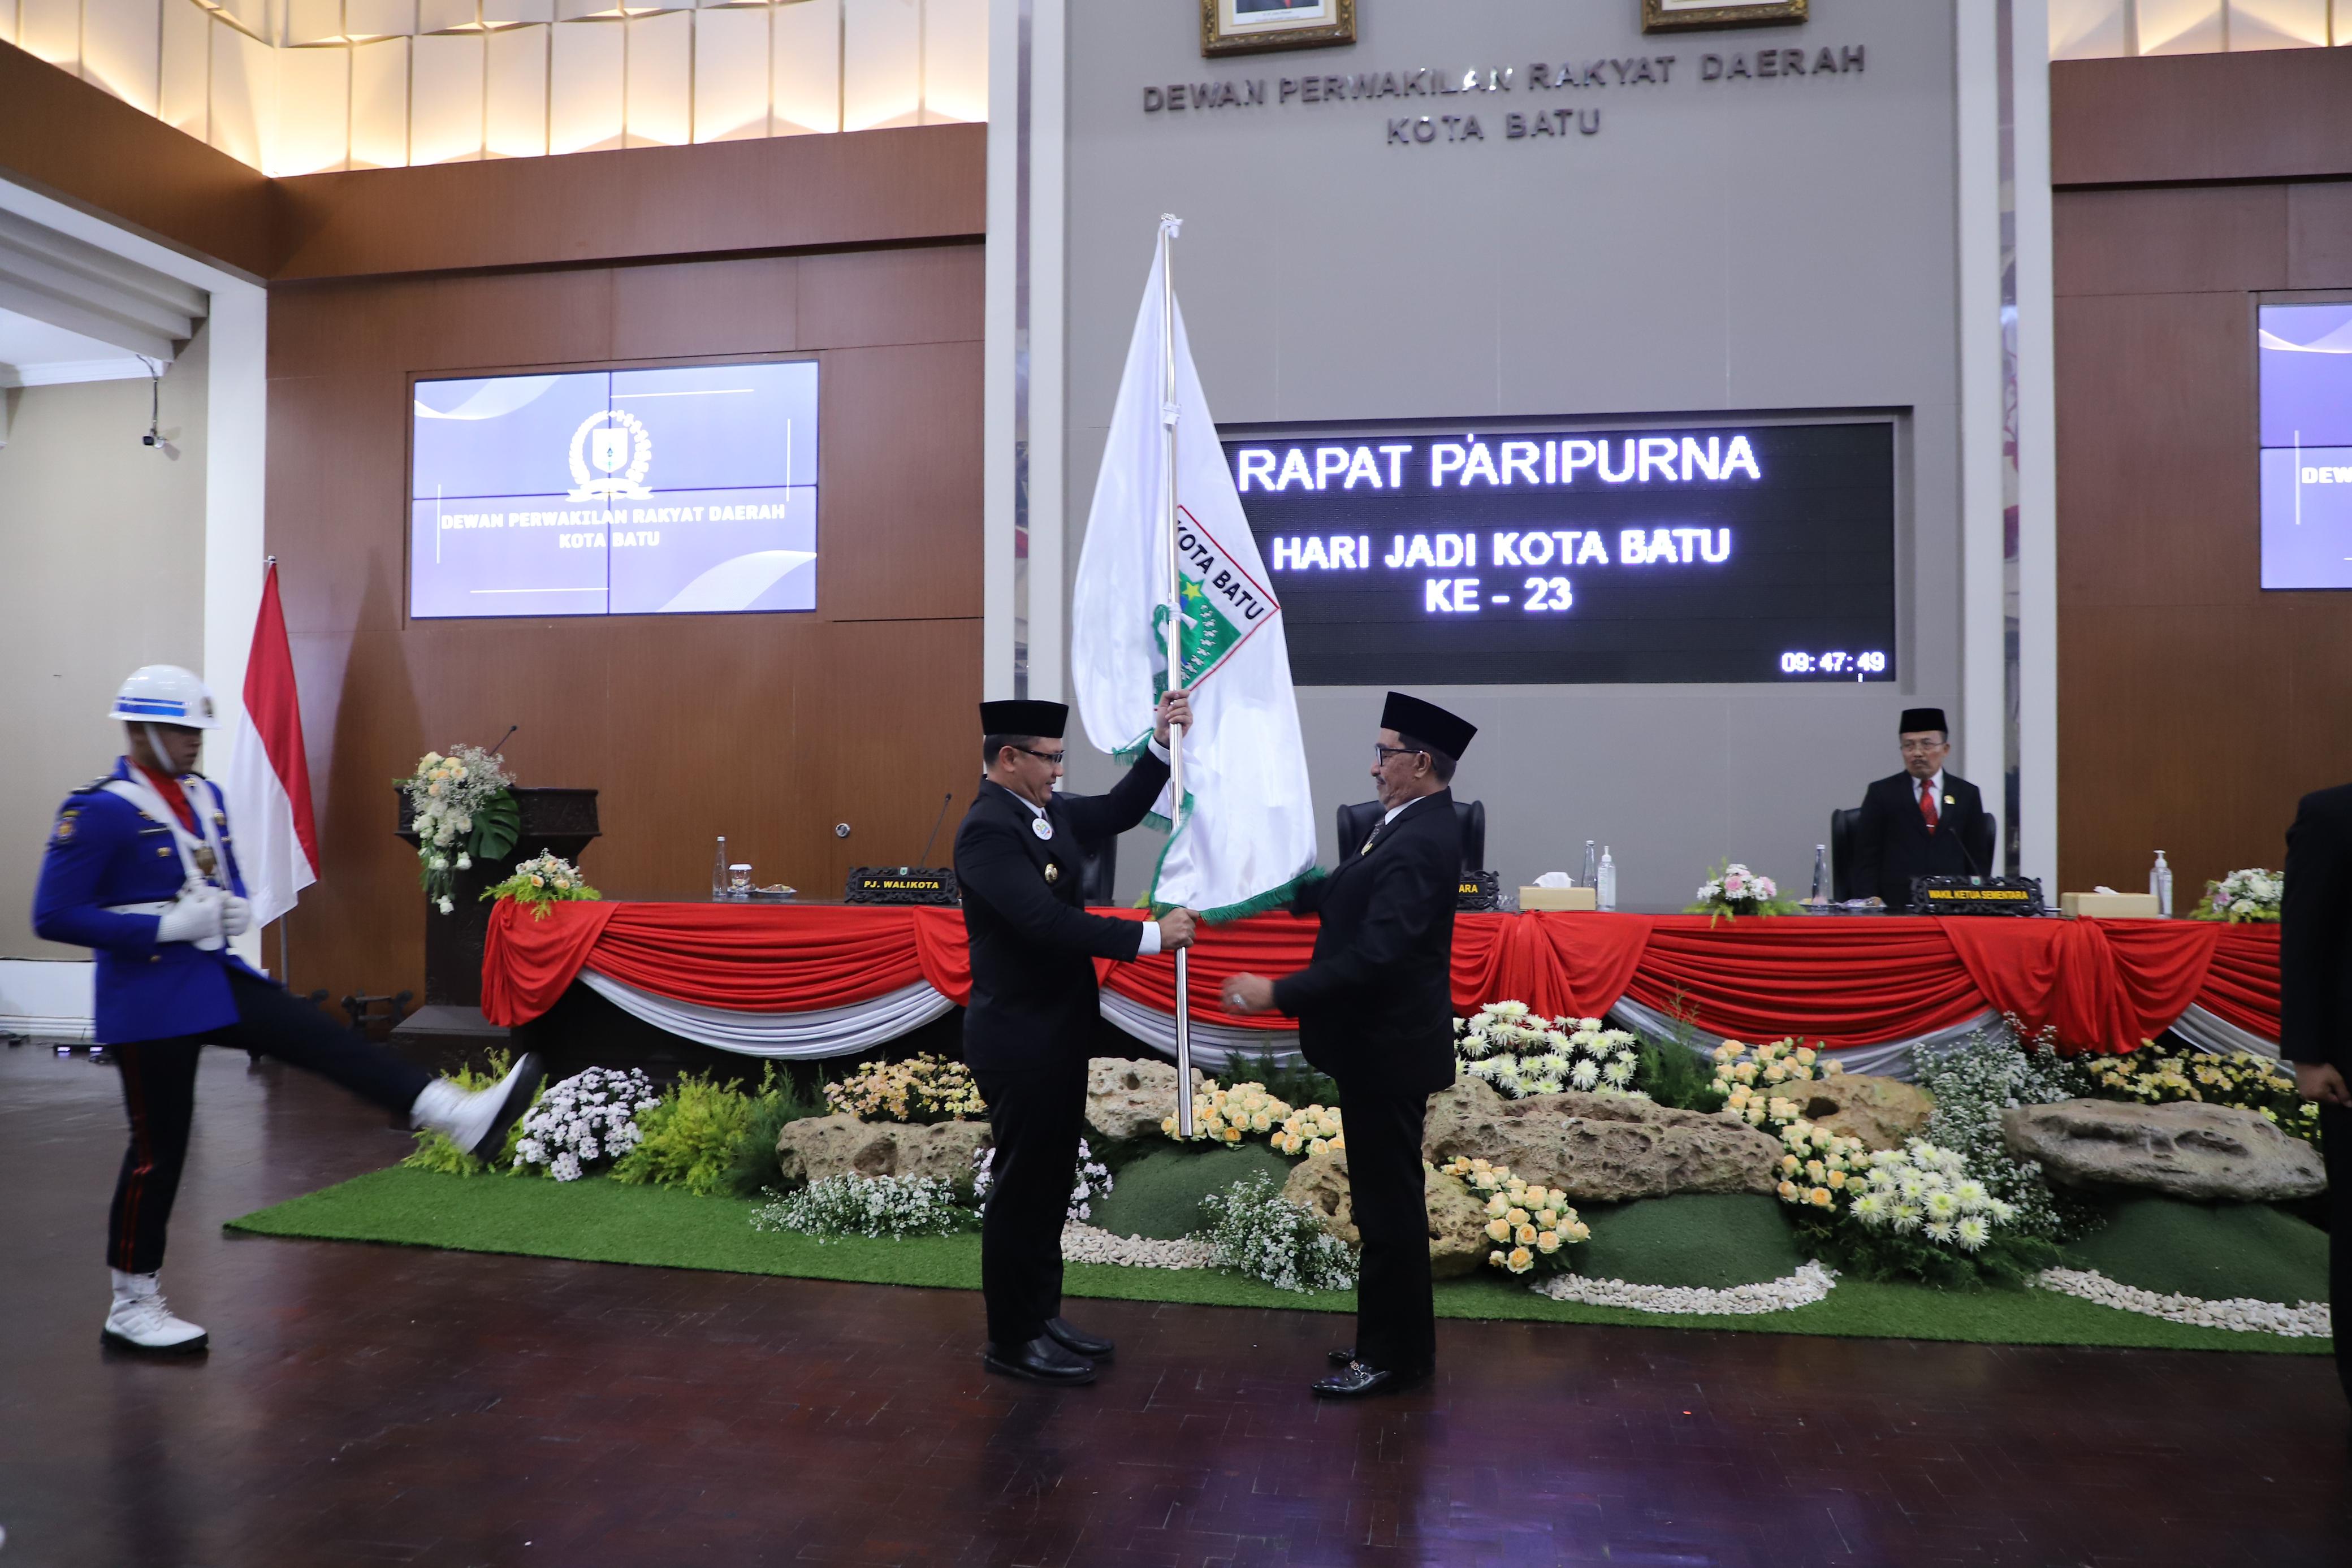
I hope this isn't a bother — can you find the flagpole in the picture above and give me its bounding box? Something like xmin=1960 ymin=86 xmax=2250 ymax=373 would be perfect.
xmin=1159 ymin=213 xmax=1194 ymax=1139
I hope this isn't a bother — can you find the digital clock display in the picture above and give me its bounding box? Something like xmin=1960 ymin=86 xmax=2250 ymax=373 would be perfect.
xmin=1229 ymin=419 xmax=1896 ymax=685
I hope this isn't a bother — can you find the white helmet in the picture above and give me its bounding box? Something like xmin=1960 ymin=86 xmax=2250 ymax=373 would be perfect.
xmin=109 ymin=665 xmax=220 ymax=729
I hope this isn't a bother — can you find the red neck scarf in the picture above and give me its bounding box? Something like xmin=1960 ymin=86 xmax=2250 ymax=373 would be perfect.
xmin=135 ymin=761 xmax=198 ymax=831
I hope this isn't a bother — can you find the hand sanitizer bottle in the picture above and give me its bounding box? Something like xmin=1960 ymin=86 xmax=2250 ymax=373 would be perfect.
xmin=1811 ymin=844 xmax=1829 ymax=904
xmin=712 ymin=835 xmax=729 ymax=901
xmin=1598 ymin=848 xmax=1616 ymax=911
xmin=2151 ymin=850 xmax=2173 ymax=917
xmin=1581 ymin=839 xmax=1598 ymax=889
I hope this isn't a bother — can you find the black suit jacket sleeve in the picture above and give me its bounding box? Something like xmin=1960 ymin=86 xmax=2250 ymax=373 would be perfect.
xmin=1290 ymin=868 xmax=1332 ymax=916
xmin=1058 ymin=750 xmax=1170 ymax=846
xmin=2282 ymin=788 xmax=2352 ymax=1067
xmin=1270 ymin=831 xmax=1451 ymax=1017
xmin=957 ymin=815 xmax=1148 ymax=962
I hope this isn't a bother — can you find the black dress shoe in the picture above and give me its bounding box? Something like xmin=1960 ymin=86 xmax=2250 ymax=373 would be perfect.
xmin=1311 ymin=1361 xmax=1427 ymax=1398
xmin=983 ymin=1333 xmax=1097 ymax=1386
xmin=1044 ymin=1316 xmax=1114 ymax=1361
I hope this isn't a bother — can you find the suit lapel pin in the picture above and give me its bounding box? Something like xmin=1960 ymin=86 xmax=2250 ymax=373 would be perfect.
xmin=1044 ymin=863 xmax=1060 ymax=883
xmin=1032 ymin=816 xmax=1053 ymax=841
xmin=1944 ymin=795 xmax=1955 ymax=805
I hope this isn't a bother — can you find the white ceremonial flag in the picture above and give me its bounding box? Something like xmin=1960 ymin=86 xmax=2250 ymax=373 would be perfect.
xmin=1071 ymin=219 xmax=1318 ymax=921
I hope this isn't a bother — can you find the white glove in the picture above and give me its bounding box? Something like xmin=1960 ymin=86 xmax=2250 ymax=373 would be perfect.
xmin=218 ymin=895 xmax=253 ymax=938
xmin=155 ymin=891 xmax=222 ymax=945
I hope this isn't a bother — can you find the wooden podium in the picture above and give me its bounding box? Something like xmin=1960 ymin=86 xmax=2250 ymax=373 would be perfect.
xmin=390 ymin=786 xmax=599 ymax=1065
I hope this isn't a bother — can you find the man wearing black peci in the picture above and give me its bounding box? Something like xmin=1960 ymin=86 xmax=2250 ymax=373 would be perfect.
xmin=1223 ymin=691 xmax=1471 ymax=1398
xmin=1848 ymin=707 xmax=1994 ymax=909
xmin=956 ymin=693 xmax=1199 ymax=1387
xmin=2282 ymin=780 xmax=2352 ymax=1414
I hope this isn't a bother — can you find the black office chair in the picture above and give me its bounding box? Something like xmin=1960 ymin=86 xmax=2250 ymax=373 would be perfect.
xmin=1830 ymin=806 xmax=1999 ymax=902
xmin=1829 ymin=807 xmax=1862 ymax=902
xmin=1334 ymin=799 xmax=1486 ymax=873
xmin=1077 ymin=835 xmax=1117 ymax=905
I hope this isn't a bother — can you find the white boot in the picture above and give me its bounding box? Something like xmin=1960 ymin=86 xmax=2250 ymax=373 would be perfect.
xmin=410 ymin=1053 xmax=544 ymax=1159
xmin=103 ymin=1270 xmax=208 ymax=1354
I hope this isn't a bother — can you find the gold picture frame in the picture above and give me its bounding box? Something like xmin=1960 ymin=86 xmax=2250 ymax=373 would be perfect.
xmin=1200 ymin=0 xmax=1357 ymax=58
xmin=1641 ymin=0 xmax=1808 ymax=32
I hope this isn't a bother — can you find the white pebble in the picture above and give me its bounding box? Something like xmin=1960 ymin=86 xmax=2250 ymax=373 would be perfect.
xmin=2031 ymin=1267 xmax=2331 ymax=1337
xmin=1060 ymin=1223 xmax=1218 ymax=1271
xmin=1534 ymin=1260 xmax=1837 ymax=1315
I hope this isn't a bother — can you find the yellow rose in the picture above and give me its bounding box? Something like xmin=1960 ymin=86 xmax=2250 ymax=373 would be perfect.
xmin=1777 ymin=1180 xmax=1798 ymax=1200
xmin=1536 ymin=1231 xmax=1560 ymax=1252
xmin=1827 ymin=1169 xmax=1847 ymax=1189
xmin=1780 ymin=1154 xmax=1801 ymax=1175
xmin=1515 ymin=1223 xmax=1538 ymax=1246
xmin=1486 ymin=1219 xmax=1512 ymax=1243
xmin=1809 ymin=1187 xmax=1833 ymax=1206
xmin=1506 ymin=1246 xmax=1534 ymax=1274
xmin=1506 ymin=1207 xmax=1528 ymax=1227
xmin=1489 ymin=1249 xmax=1507 ymax=1266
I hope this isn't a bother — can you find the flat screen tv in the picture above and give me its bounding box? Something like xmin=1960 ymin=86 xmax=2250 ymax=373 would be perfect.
xmin=2260 ymin=302 xmax=2352 ymax=589
xmin=409 ymin=359 xmax=818 ymax=618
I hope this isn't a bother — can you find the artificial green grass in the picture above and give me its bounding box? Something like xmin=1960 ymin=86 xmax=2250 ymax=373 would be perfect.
xmin=1571 ymin=1195 xmax=1807 ymax=1289
xmin=226 ymin=1167 xmax=2328 ymax=1354
xmin=1088 ymin=1143 xmax=1295 ymax=1239
xmin=2065 ymin=1197 xmax=2330 ymax=1305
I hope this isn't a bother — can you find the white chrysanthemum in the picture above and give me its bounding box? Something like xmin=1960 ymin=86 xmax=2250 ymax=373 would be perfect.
xmin=1954 ymin=1216 xmax=1990 ymax=1250
xmin=1570 ymin=1059 xmax=1601 ymax=1091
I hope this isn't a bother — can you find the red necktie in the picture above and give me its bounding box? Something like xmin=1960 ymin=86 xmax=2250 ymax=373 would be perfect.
xmin=1918 ymin=778 xmax=1939 ymax=833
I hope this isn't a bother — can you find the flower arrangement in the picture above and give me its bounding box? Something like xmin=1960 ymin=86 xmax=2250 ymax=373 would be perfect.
xmin=973 ymin=1137 xmax=1113 ymax=1222
xmin=1792 ymin=1134 xmax=2056 ymax=1288
xmin=1196 ymin=1168 xmax=1358 ymax=1293
xmin=824 ymin=1053 xmax=986 ymax=1124
xmin=1687 ymin=860 xmax=1799 ymax=921
xmin=1270 ymin=1104 xmax=1344 ymax=1157
xmin=1162 ymin=1080 xmax=1292 ymax=1145
xmin=2083 ymin=1037 xmax=2319 ymax=1147
xmin=755 ymin=1173 xmax=974 ymax=1240
xmin=1455 ymin=1003 xmax=1644 ymax=1098
xmin=1707 ymin=1038 xmax=1844 ymax=1128
xmin=1768 ymin=1118 xmax=1871 ymax=1215
xmin=1915 ymin=1017 xmax=2096 ymax=1240
xmin=1439 ymin=1157 xmax=1591 ymax=1276
xmin=397 ymin=745 xmax=520 ymax=914
xmin=513 ymin=1067 xmax=662 ymax=1181
xmin=482 ymin=852 xmax=599 ymax=919
xmin=2193 ymin=867 xmax=2283 ymax=924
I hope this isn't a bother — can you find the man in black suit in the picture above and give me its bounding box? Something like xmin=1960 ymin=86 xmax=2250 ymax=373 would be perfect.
xmin=2283 ymin=782 xmax=2352 ymax=1409
xmin=1848 ymin=707 xmax=1994 ymax=908
xmin=1223 ymin=691 xmax=1470 ymax=1398
xmin=956 ymin=694 xmax=1199 ymax=1387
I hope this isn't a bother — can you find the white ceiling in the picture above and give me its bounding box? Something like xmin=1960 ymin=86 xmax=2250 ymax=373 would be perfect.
xmin=0 ymin=206 xmax=210 ymax=389
xmin=0 ymin=304 xmax=155 ymax=388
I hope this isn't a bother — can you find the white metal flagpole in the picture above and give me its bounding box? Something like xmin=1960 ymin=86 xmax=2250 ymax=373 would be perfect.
xmin=1158 ymin=212 xmax=1194 ymax=1138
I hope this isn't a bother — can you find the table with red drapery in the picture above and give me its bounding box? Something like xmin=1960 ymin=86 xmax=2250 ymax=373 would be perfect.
xmin=481 ymin=900 xmax=2281 ymax=1066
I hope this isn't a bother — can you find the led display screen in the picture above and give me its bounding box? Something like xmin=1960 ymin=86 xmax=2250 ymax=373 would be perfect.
xmin=1229 ymin=419 xmax=1896 ymax=684
xmin=409 ymin=361 xmax=818 ymax=618
xmin=2260 ymin=303 xmax=2352 ymax=589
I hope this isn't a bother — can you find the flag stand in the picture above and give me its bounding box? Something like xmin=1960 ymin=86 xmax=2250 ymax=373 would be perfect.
xmin=1158 ymin=213 xmax=1195 ymax=1140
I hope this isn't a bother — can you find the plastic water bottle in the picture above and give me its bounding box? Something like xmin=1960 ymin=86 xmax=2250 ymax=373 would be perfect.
xmin=1597 ymin=847 xmax=1616 ymax=911
xmin=712 ymin=835 xmax=729 ymax=900
xmin=2151 ymin=850 xmax=2173 ymax=917
xmin=1581 ymin=839 xmax=1598 ymax=888
xmin=1811 ymin=844 xmax=1828 ymax=904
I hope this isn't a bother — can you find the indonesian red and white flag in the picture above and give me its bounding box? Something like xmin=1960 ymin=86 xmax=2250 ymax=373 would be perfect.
xmin=223 ymin=562 xmax=319 ymax=927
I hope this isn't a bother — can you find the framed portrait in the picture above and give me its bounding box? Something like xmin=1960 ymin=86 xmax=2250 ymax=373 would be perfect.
xmin=1640 ymin=0 xmax=1807 ymax=31
xmin=1200 ymin=0 xmax=1357 ymax=57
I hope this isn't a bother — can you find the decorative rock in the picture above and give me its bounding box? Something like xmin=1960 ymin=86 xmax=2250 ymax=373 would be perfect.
xmin=2001 ymin=1099 xmax=2325 ymax=1203
xmin=1778 ymin=1073 xmax=1934 ymax=1151
xmin=1280 ymin=1150 xmax=1494 ymax=1279
xmin=1084 ymin=1057 xmax=1208 ymax=1142
xmin=776 ymin=1115 xmax=993 ymax=1190
xmin=1420 ymin=1077 xmax=1782 ymax=1203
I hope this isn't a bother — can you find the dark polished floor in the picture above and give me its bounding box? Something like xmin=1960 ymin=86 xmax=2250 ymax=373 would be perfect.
xmin=5 ymin=1045 xmax=2352 ymax=1568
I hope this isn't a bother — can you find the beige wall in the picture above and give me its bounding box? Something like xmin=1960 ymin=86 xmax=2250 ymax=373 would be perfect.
xmin=0 ymin=328 xmax=209 ymax=958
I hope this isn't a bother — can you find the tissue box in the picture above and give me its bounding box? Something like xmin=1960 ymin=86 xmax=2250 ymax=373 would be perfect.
xmin=2059 ymin=891 xmax=2163 ymax=919
xmin=1520 ymin=886 xmax=1599 ymax=912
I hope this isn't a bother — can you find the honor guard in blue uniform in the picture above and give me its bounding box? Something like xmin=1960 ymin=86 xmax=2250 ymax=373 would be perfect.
xmin=33 ymin=665 xmax=543 ymax=1355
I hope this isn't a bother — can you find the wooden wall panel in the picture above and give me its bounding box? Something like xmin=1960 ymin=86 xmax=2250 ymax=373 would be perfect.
xmin=269 ymin=245 xmax=983 ymax=1005
xmin=0 ymin=38 xmax=278 ymax=278
xmin=2052 ymin=57 xmax=2352 ymax=905
xmin=2053 ymin=49 xmax=2352 ymax=188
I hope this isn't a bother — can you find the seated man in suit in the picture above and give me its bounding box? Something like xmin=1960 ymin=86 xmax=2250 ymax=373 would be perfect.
xmin=1848 ymin=707 xmax=1991 ymax=909
xmin=1222 ymin=691 xmax=1471 ymax=1398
